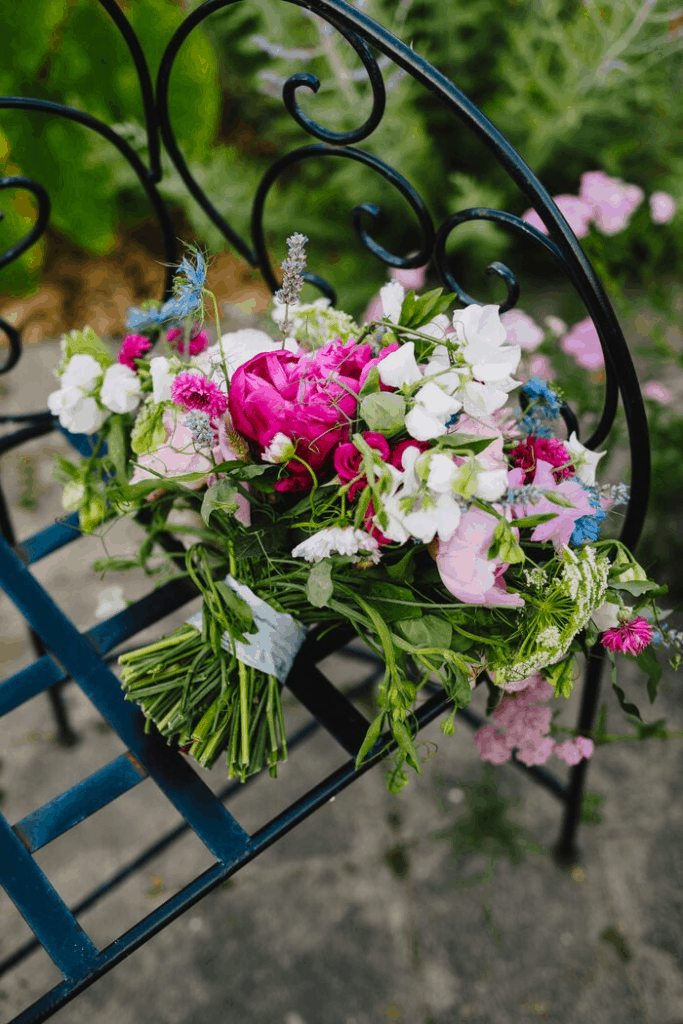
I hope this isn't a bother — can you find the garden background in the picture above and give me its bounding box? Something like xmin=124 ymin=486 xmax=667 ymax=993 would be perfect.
xmin=1 ymin=1 xmax=683 ymax=1021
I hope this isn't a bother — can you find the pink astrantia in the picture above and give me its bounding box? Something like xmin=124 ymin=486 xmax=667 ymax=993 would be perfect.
xmin=643 ymin=381 xmax=672 ymax=404
xmin=171 ymin=372 xmax=228 ymax=420
xmin=579 ymin=171 xmax=644 ymax=236
xmin=507 ymin=460 xmax=594 ymax=549
xmin=649 ymin=191 xmax=677 ymax=225
xmin=118 ymin=334 xmax=152 ymax=370
xmin=601 ymin=616 xmax=654 ymax=655
xmin=500 ymin=309 xmax=544 ymax=351
xmin=560 ymin=317 xmax=605 ymax=371
xmin=521 ymin=195 xmax=594 ymax=239
xmin=167 ymin=323 xmax=210 ymax=356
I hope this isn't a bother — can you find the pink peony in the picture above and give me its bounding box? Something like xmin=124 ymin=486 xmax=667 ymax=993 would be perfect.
xmin=435 ymin=506 xmax=525 ymax=608
xmin=522 ymin=195 xmax=594 ymax=239
xmin=601 ymin=616 xmax=653 ymax=655
xmin=643 ymin=381 xmax=672 ymax=404
xmin=509 ymin=435 xmax=574 ymax=484
xmin=579 ymin=171 xmax=644 ymax=236
xmin=228 ymin=339 xmax=375 ymax=492
xmin=500 ymin=309 xmax=544 ymax=351
xmin=166 ymin=323 xmax=210 ymax=357
xmin=118 ymin=334 xmax=152 ymax=370
xmin=171 ymin=372 xmax=229 ymax=420
xmin=649 ymin=191 xmax=677 ymax=225
xmin=560 ymin=317 xmax=604 ymax=370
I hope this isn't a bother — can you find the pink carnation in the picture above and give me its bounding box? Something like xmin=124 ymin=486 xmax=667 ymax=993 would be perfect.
xmin=560 ymin=317 xmax=604 ymax=371
xmin=509 ymin=435 xmax=574 ymax=484
xmin=579 ymin=171 xmax=644 ymax=236
xmin=118 ymin=334 xmax=152 ymax=370
xmin=649 ymin=191 xmax=677 ymax=226
xmin=521 ymin=195 xmax=594 ymax=239
xmin=167 ymin=323 xmax=210 ymax=356
xmin=601 ymin=616 xmax=653 ymax=655
xmin=171 ymin=372 xmax=228 ymax=420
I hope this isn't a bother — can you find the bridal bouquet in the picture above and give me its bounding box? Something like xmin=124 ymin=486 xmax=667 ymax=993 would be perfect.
xmin=46 ymin=236 xmax=680 ymax=791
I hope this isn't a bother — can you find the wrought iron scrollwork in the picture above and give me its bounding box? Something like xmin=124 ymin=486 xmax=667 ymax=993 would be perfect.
xmin=0 ymin=0 xmax=649 ymax=553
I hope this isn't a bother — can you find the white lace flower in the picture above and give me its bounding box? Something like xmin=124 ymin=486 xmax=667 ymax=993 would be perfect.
xmin=292 ymin=526 xmax=380 ymax=563
xmin=100 ymin=363 xmax=142 ymax=414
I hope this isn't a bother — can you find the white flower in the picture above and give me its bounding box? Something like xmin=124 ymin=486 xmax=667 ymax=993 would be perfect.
xmin=48 ymin=387 xmax=108 ymax=434
xmin=60 ymin=353 xmax=103 ymax=391
xmin=423 ymin=345 xmax=468 ymax=395
xmin=150 ymin=356 xmax=175 ymax=404
xmin=419 ymin=314 xmax=451 ymax=342
xmin=591 ymin=599 xmax=622 ymax=632
xmin=100 ymin=363 xmax=142 ymax=414
xmin=451 ymin=303 xmax=521 ymax=381
xmin=425 ymin=452 xmax=458 ymax=493
xmin=292 ymin=526 xmax=380 ymax=564
xmin=405 ymin=381 xmax=461 ymax=441
xmin=474 ymin=468 xmax=509 ymax=501
xmin=451 ymin=303 xmax=508 ymax=347
xmin=565 ymin=431 xmax=606 ymax=487
xmin=378 ymin=280 xmax=405 ymax=324
xmin=459 ymin=380 xmax=510 ymax=419
xmin=377 ymin=341 xmax=423 ymax=388
xmin=262 ymin=432 xmax=295 ymax=464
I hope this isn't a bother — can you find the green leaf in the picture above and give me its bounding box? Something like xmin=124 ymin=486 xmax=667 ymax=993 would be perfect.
xmin=214 ymin=581 xmax=256 ymax=634
xmin=306 ymin=560 xmax=334 ymax=608
xmin=624 ymin=644 xmax=662 ymax=704
xmin=391 ymin=719 xmax=422 ymax=774
xmin=452 ymin=456 xmax=479 ymax=500
xmin=61 ymin=326 xmax=112 ymax=369
xmin=612 ymin=580 xmax=668 ymax=598
xmin=512 ymin=512 xmax=559 ymax=528
xmin=385 ymin=545 xmax=417 ymax=583
xmin=546 ymin=658 xmax=574 ymax=699
xmin=130 ymin=402 xmax=168 ymax=456
xmin=544 ymin=491 xmax=577 ymax=508
xmin=398 ymin=289 xmax=417 ymax=326
xmin=359 ymin=392 xmax=406 ymax=436
xmin=201 ymin=479 xmax=239 ymax=526
xmin=370 ymin=582 xmax=422 ymax=622
xmin=355 ymin=713 xmax=385 ymax=769
xmin=439 ymin=433 xmax=496 ymax=455
xmin=611 ymin=678 xmax=643 ymax=722
xmin=399 ymin=614 xmax=452 ymax=650
xmin=358 ymin=364 xmax=381 ymax=399
xmin=79 ymin=490 xmax=106 ymax=534
xmin=106 ymin=413 xmax=130 ymax=481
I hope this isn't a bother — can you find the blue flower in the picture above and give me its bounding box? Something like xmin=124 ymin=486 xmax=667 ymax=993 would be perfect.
xmin=445 ymin=412 xmax=461 ymax=428
xmin=521 ymin=377 xmax=563 ymax=418
xmin=125 ymin=251 xmax=206 ymax=331
xmin=570 ymin=480 xmax=607 ymax=546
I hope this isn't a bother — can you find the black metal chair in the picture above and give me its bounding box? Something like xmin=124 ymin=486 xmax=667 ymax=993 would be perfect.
xmin=0 ymin=2 xmax=650 ymax=1021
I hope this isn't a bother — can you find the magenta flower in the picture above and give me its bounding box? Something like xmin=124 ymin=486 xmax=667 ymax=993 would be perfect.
xmin=560 ymin=317 xmax=604 ymax=371
xmin=166 ymin=323 xmax=210 ymax=357
xmin=579 ymin=171 xmax=644 ymax=236
xmin=509 ymin=435 xmax=574 ymax=484
xmin=333 ymin=432 xmax=391 ymax=501
xmin=649 ymin=191 xmax=677 ymax=225
xmin=601 ymin=616 xmax=654 ymax=655
xmin=118 ymin=333 xmax=152 ymax=370
xmin=171 ymin=372 xmax=228 ymax=420
xmin=522 ymin=195 xmax=594 ymax=239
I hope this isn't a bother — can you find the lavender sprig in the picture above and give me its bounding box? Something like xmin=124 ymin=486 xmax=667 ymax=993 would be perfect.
xmin=275 ymin=232 xmax=308 ymax=342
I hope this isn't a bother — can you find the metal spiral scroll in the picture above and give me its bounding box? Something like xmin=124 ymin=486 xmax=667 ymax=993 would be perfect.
xmin=0 ymin=0 xmax=650 ymax=555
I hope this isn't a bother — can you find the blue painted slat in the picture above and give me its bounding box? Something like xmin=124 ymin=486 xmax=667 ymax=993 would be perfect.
xmin=0 ymin=812 xmax=99 ymax=981
xmin=0 ymin=657 xmax=64 ymax=717
xmin=17 ymin=513 xmax=81 ymax=565
xmin=0 ymin=534 xmax=251 ymax=864
xmin=13 ymin=753 xmax=148 ymax=853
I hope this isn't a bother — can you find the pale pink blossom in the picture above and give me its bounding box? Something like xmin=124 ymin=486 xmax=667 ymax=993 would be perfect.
xmin=544 ymin=315 xmax=567 ymax=339
xmin=500 ymin=309 xmax=544 ymax=351
xmin=649 ymin=191 xmax=677 ymax=226
xmin=130 ymin=410 xmax=213 ymax=490
xmin=522 ymin=195 xmax=594 ymax=239
xmin=579 ymin=171 xmax=644 ymax=236
xmin=474 ymin=725 xmax=512 ymax=764
xmin=554 ymin=737 xmax=594 ymax=766
xmin=435 ymin=506 xmax=525 ymax=608
xmin=560 ymin=317 xmax=604 ymax=370
xmin=527 ymin=354 xmax=556 ymax=381
xmin=508 ymin=460 xmax=595 ymax=549
xmin=643 ymin=381 xmax=672 ymax=404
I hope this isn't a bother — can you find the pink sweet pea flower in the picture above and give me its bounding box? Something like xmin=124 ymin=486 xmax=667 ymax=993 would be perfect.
xmin=435 ymin=506 xmax=525 ymax=608
xmin=500 ymin=309 xmax=544 ymax=351
xmin=579 ymin=171 xmax=644 ymax=236
xmin=560 ymin=317 xmax=604 ymax=370
xmin=527 ymin=353 xmax=556 ymax=381
xmin=643 ymin=381 xmax=672 ymax=404
xmin=554 ymin=736 xmax=594 ymax=766
xmin=522 ymin=195 xmax=594 ymax=239
xmin=508 ymin=460 xmax=595 ymax=549
xmin=649 ymin=191 xmax=677 ymax=225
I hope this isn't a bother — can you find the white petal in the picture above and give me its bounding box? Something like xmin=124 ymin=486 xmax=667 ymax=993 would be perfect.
xmin=413 ymin=381 xmax=461 ymax=417
xmin=377 ymin=341 xmax=423 ymax=388
xmin=426 ymin=453 xmax=458 ymax=493
xmin=565 ymin=431 xmax=606 ymax=487
xmin=405 ymin=405 xmax=447 ymax=441
xmin=460 ymin=381 xmax=508 ymax=418
xmin=452 ymin=304 xmax=507 ymax=348
xmin=433 ymin=493 xmax=462 ymax=541
xmin=61 ymin=353 xmax=103 ymax=391
xmin=474 ymin=468 xmax=509 ymax=501
xmin=150 ymin=356 xmax=174 ymax=404
xmin=379 ymin=280 xmax=405 ymax=324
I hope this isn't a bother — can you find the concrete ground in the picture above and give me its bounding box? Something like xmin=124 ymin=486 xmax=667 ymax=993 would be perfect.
xmin=1 ymin=324 xmax=683 ymax=1024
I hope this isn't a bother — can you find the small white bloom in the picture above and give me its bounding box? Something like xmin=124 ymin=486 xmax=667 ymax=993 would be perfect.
xmin=426 ymin=452 xmax=458 ymax=493
xmin=48 ymin=387 xmax=108 ymax=434
xmin=100 ymin=363 xmax=142 ymax=414
xmin=565 ymin=431 xmax=606 ymax=487
xmin=465 ymin=340 xmax=521 ymax=383
xmin=377 ymin=341 xmax=423 ymax=388
xmin=291 ymin=526 xmax=380 ymax=564
xmin=591 ymin=599 xmax=622 ymax=633
xmin=405 ymin=405 xmax=447 ymax=441
xmin=419 ymin=314 xmax=451 ymax=341
xmin=262 ymin=432 xmax=296 ymax=464
xmin=544 ymin=315 xmax=567 ymax=338
xmin=61 ymin=353 xmax=104 ymax=391
xmin=405 ymin=381 xmax=462 ymax=440
xmin=150 ymin=356 xmax=175 ymax=404
xmin=451 ymin=303 xmax=508 ymax=348
xmin=378 ymin=280 xmax=405 ymax=324
xmin=474 ymin=468 xmax=508 ymax=501
xmin=459 ymin=380 xmax=509 ymax=418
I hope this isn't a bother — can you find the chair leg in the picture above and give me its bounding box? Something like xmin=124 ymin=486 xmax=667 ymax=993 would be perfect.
xmin=553 ymin=641 xmax=606 ymax=867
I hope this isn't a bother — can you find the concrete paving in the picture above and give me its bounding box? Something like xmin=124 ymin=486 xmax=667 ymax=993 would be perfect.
xmin=1 ymin=329 xmax=683 ymax=1024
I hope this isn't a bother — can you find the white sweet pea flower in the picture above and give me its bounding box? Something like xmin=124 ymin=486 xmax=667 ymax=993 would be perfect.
xmin=425 ymin=452 xmax=458 ymax=493
xmin=262 ymin=432 xmax=295 ymax=464
xmin=378 ymin=280 xmax=405 ymax=324
xmin=61 ymin=353 xmax=104 ymax=391
xmin=150 ymin=356 xmax=175 ymax=404
xmin=419 ymin=314 xmax=451 ymax=342
xmin=465 ymin=340 xmax=521 ymax=383
xmin=565 ymin=431 xmax=606 ymax=487
xmin=451 ymin=304 xmax=508 ymax=348
xmin=48 ymin=387 xmax=108 ymax=434
xmin=591 ymin=599 xmax=622 ymax=632
xmin=459 ymin=380 xmax=510 ymax=419
xmin=292 ymin=526 xmax=381 ymax=564
xmin=474 ymin=467 xmax=509 ymax=502
xmin=405 ymin=381 xmax=462 ymax=441
xmin=100 ymin=363 xmax=142 ymax=414
xmin=423 ymin=345 xmax=469 ymax=396
xmin=377 ymin=341 xmax=423 ymax=388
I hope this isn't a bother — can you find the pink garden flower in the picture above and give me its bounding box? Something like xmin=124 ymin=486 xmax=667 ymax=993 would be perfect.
xmin=118 ymin=334 xmax=152 ymax=370
xmin=166 ymin=322 xmax=210 ymax=356
xmin=601 ymin=616 xmax=654 ymax=655
xmin=642 ymin=381 xmax=672 ymax=404
xmin=522 ymin=195 xmax=594 ymax=239
xmin=527 ymin=354 xmax=556 ymax=381
xmin=507 ymin=460 xmax=595 ymax=549
xmin=649 ymin=191 xmax=677 ymax=225
xmin=129 ymin=410 xmax=213 ymax=490
xmin=435 ymin=506 xmax=525 ymax=608
xmin=500 ymin=309 xmax=544 ymax=351
xmin=560 ymin=317 xmax=604 ymax=370
xmin=579 ymin=171 xmax=644 ymax=236
xmin=554 ymin=737 xmax=594 ymax=766
xmin=509 ymin=435 xmax=574 ymax=484
xmin=334 ymin=431 xmax=391 ymax=501
xmin=171 ymin=372 xmax=229 ymax=420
